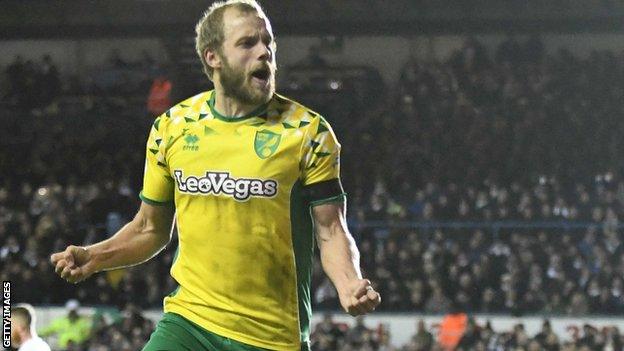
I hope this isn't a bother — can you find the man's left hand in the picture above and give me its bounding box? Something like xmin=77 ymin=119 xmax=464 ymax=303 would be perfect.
xmin=339 ymin=279 xmax=381 ymax=316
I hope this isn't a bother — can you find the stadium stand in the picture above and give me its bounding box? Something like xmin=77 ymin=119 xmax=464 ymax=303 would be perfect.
xmin=2 ymin=36 xmax=624 ymax=350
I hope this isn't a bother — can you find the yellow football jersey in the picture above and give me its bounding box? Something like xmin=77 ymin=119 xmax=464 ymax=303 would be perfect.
xmin=140 ymin=90 xmax=344 ymax=350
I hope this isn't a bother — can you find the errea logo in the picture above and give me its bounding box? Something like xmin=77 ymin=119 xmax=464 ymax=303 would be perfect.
xmin=173 ymin=170 xmax=277 ymax=201
xmin=183 ymin=134 xmax=199 ymax=151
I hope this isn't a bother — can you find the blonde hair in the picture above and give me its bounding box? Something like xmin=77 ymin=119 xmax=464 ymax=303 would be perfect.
xmin=195 ymin=0 xmax=269 ymax=81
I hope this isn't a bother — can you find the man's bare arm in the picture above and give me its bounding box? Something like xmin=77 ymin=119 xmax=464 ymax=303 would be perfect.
xmin=51 ymin=201 xmax=175 ymax=283
xmin=313 ymin=201 xmax=380 ymax=315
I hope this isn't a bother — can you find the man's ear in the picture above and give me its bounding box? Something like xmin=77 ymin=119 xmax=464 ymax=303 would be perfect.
xmin=206 ymin=49 xmax=222 ymax=71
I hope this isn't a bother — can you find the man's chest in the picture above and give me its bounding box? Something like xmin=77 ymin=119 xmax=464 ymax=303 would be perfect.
xmin=165 ymin=120 xmax=304 ymax=184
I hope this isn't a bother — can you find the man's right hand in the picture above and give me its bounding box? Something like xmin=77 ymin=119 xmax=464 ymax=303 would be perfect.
xmin=50 ymin=245 xmax=95 ymax=284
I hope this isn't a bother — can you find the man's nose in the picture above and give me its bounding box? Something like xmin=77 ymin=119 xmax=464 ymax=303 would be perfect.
xmin=256 ymin=43 xmax=272 ymax=61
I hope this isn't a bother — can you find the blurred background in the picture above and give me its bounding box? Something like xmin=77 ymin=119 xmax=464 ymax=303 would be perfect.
xmin=3 ymin=0 xmax=624 ymax=350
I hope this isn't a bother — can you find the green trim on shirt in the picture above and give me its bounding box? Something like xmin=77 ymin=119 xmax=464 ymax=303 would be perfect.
xmin=139 ymin=191 xmax=173 ymax=206
xmin=309 ymin=193 xmax=347 ymax=207
xmin=208 ymin=93 xmax=269 ymax=122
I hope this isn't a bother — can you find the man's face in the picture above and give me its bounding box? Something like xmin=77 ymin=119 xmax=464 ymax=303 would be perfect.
xmin=215 ymin=8 xmax=276 ymax=106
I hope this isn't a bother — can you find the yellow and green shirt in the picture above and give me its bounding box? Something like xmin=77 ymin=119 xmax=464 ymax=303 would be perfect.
xmin=140 ymin=90 xmax=344 ymax=350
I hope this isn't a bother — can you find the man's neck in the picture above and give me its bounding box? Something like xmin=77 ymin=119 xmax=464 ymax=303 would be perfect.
xmin=213 ymin=90 xmax=264 ymax=118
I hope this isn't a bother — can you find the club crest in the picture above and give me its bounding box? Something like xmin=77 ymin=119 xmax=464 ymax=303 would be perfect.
xmin=254 ymin=130 xmax=281 ymax=159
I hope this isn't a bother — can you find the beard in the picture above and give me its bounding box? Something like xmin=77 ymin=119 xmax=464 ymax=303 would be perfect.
xmin=219 ymin=56 xmax=275 ymax=106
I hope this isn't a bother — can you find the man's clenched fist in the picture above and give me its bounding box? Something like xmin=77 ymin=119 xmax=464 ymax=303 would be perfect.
xmin=50 ymin=245 xmax=95 ymax=284
xmin=339 ymin=279 xmax=381 ymax=316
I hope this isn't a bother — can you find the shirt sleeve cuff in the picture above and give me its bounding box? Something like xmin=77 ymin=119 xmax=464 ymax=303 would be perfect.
xmin=139 ymin=191 xmax=173 ymax=206
xmin=309 ymin=193 xmax=347 ymax=207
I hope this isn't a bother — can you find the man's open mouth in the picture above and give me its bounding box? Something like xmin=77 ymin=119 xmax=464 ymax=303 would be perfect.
xmin=250 ymin=67 xmax=271 ymax=82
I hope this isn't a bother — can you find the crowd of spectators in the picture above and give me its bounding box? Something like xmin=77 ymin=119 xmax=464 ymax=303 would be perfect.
xmin=313 ymin=222 xmax=624 ymax=315
xmin=2 ymin=36 xmax=624 ymax=326
xmin=3 ymin=54 xmax=61 ymax=109
xmin=311 ymin=315 xmax=394 ymax=351
xmin=34 ymin=301 xmax=155 ymax=351
xmin=338 ymin=34 xmax=624 ymax=200
xmin=85 ymin=304 xmax=155 ymax=351
xmin=27 ymin=308 xmax=624 ymax=350
xmin=311 ymin=315 xmax=624 ymax=351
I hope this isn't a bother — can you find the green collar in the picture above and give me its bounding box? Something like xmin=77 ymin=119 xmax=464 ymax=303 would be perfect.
xmin=208 ymin=93 xmax=269 ymax=122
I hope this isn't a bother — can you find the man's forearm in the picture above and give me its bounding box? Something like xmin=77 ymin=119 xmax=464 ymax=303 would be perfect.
xmin=86 ymin=212 xmax=172 ymax=272
xmin=318 ymin=227 xmax=362 ymax=295
xmin=313 ymin=202 xmax=380 ymax=314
